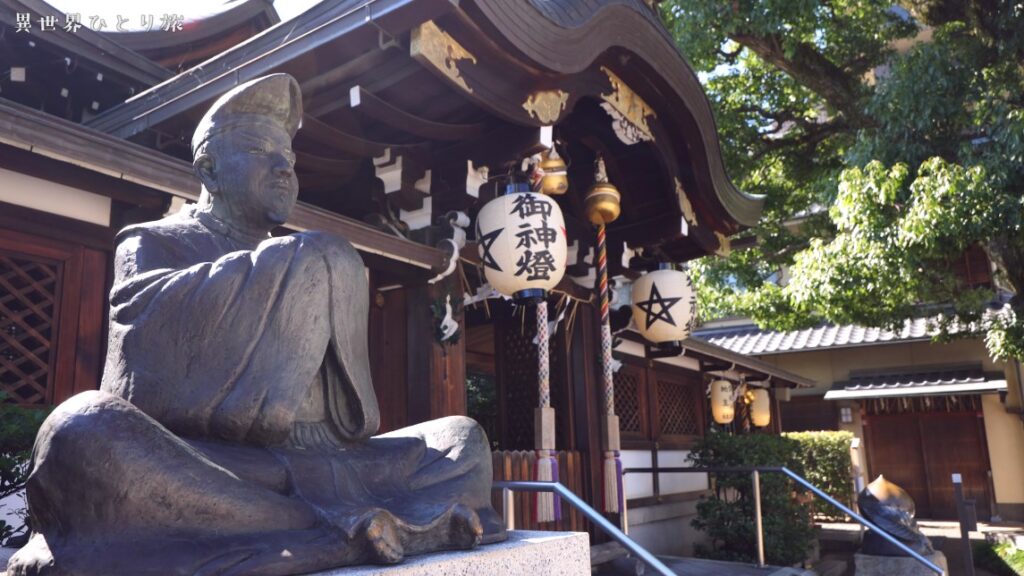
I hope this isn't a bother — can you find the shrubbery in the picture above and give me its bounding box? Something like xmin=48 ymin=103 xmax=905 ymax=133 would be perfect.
xmin=689 ymin=432 xmax=815 ymax=566
xmin=975 ymin=541 xmax=1024 ymax=576
xmin=0 ymin=393 xmax=47 ymax=542
xmin=783 ymin=431 xmax=855 ymax=520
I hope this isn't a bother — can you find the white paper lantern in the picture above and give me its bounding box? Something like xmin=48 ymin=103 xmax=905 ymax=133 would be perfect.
xmin=710 ymin=379 xmax=735 ymax=424
xmin=631 ymin=268 xmax=697 ymax=343
xmin=476 ymin=190 xmax=568 ymax=300
xmin=750 ymin=387 xmax=771 ymax=427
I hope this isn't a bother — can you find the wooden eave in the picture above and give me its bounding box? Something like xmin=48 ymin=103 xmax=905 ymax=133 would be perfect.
xmin=1 ymin=0 xmax=172 ymax=86
xmin=0 ymin=98 xmax=448 ymax=273
xmin=103 ymin=0 xmax=280 ymax=53
xmin=620 ymin=330 xmax=815 ymax=389
xmin=84 ymin=0 xmax=761 ymax=269
xmin=458 ymin=0 xmax=764 ymax=229
xmin=101 ymin=0 xmax=281 ymax=71
xmin=86 ymin=0 xmax=454 ymax=137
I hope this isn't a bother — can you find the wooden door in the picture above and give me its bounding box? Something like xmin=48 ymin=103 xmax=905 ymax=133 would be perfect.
xmin=919 ymin=412 xmax=991 ymax=519
xmin=865 ymin=406 xmax=991 ymax=520
xmin=864 ymin=414 xmax=933 ymax=516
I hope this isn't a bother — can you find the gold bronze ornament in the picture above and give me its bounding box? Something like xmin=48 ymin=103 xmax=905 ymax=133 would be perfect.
xmin=714 ymin=231 xmax=731 ymax=256
xmin=538 ymin=149 xmax=569 ymax=195
xmin=584 ymin=156 xmax=621 ymax=226
xmin=410 ymin=21 xmax=477 ymax=93
xmin=599 ymin=66 xmax=656 ymax=144
xmin=523 ymin=90 xmax=569 ymax=124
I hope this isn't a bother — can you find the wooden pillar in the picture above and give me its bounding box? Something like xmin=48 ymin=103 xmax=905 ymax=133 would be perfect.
xmin=405 ymin=271 xmax=466 ymax=425
xmin=568 ymin=302 xmax=603 ymax=517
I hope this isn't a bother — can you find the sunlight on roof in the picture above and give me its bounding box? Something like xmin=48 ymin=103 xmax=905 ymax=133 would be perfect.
xmin=43 ymin=0 xmax=321 ymax=31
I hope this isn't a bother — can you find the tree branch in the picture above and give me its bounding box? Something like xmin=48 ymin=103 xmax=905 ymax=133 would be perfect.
xmin=731 ymin=32 xmax=870 ymax=127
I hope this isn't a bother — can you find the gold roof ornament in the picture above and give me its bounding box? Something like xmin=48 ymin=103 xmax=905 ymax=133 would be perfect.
xmin=410 ymin=21 xmax=477 ymax=93
xmin=599 ymin=66 xmax=656 ymax=144
xmin=523 ymin=90 xmax=569 ymax=124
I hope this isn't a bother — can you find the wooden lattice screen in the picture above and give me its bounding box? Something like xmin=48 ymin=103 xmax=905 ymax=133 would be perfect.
xmin=496 ymin=306 xmax=540 ymax=450
xmin=656 ymin=378 xmax=702 ymax=437
xmin=0 ymin=251 xmax=61 ymax=405
xmin=613 ymin=364 xmax=644 ymax=435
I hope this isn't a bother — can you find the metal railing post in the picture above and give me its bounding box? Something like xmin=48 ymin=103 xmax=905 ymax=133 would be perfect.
xmin=502 ymin=487 xmax=515 ymax=531
xmin=493 ymin=481 xmax=674 ymax=576
xmin=619 ymin=465 xmax=945 ymax=575
xmin=752 ymin=470 xmax=765 ymax=568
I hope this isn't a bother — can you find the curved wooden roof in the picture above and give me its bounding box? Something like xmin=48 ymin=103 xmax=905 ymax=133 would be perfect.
xmin=87 ymin=0 xmax=763 ymax=265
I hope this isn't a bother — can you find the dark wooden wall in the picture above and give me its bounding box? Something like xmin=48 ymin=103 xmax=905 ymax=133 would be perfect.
xmin=369 ymin=269 xmax=468 ymax=433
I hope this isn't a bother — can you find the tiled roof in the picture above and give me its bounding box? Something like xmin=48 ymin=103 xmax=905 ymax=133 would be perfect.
xmin=693 ymin=317 xmax=936 ymax=356
xmin=824 ymin=365 xmax=1006 ymax=399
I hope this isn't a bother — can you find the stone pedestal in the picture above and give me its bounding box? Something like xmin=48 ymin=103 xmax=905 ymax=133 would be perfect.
xmin=312 ymin=531 xmax=590 ymax=575
xmin=854 ymin=551 xmax=948 ymax=576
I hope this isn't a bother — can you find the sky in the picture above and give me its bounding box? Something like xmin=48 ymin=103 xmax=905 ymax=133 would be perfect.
xmin=44 ymin=0 xmax=322 ymax=31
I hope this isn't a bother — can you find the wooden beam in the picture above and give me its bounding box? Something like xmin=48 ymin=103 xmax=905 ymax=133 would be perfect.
xmin=0 ymin=100 xmax=448 ymax=272
xmin=434 ymin=124 xmax=548 ymax=171
xmin=294 ymin=151 xmax=362 ymax=176
xmin=0 ymin=145 xmax=166 ymax=210
xmin=349 ymin=85 xmax=487 ymax=141
xmin=299 ymin=115 xmax=389 ymax=158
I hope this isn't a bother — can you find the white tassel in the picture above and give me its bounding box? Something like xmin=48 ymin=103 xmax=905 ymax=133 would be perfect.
xmin=603 ymin=452 xmax=621 ymax=513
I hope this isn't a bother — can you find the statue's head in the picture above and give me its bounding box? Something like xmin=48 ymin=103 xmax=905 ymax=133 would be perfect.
xmin=192 ymin=74 xmax=302 ymax=233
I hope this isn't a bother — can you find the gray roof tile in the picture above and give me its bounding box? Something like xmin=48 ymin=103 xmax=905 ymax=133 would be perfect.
xmin=695 ymin=317 xmax=936 ymax=355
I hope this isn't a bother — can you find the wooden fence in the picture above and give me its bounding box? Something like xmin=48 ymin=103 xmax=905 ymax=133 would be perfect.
xmin=490 ymin=450 xmax=591 ymax=534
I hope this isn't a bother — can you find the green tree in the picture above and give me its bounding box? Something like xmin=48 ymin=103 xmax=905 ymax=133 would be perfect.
xmin=659 ymin=0 xmax=1024 ymax=359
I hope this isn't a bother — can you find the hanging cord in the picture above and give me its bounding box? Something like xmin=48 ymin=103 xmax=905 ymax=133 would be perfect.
xmin=534 ymin=299 xmax=561 ymax=522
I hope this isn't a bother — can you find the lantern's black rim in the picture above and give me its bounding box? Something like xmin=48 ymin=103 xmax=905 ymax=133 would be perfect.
xmin=513 ymin=288 xmax=546 ymax=304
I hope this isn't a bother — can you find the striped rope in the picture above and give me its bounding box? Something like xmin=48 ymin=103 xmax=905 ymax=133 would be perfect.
xmin=596 ymin=223 xmax=623 ymax=512
xmin=597 ymin=224 xmax=614 ymax=415
xmin=537 ymin=300 xmax=550 ymax=408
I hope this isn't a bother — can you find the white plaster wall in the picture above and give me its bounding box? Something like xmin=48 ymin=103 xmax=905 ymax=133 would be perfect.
xmin=982 ymin=393 xmax=1024 ymax=506
xmin=0 ymin=167 xmax=110 ymax=226
xmin=627 ymin=499 xmax=708 ymax=557
xmin=621 ymin=450 xmax=708 ymax=500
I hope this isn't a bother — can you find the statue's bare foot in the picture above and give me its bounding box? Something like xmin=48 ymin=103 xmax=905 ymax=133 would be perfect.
xmin=363 ymin=510 xmax=404 ymax=564
xmin=449 ymin=503 xmax=484 ymax=550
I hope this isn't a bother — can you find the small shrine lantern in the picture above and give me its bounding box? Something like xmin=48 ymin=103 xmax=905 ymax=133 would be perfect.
xmin=710 ymin=379 xmax=736 ymax=424
xmin=476 ymin=183 xmax=568 ymax=302
xmin=750 ymin=387 xmax=771 ymax=427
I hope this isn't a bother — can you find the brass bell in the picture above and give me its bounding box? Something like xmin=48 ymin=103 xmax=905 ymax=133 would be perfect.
xmin=584 ymin=182 xmax=621 ymax=226
xmin=538 ymin=150 xmax=568 ymax=195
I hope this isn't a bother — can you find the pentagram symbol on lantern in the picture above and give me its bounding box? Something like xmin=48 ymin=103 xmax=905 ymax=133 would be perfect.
xmin=478 ymin=227 xmax=503 ymax=271
xmin=634 ymin=284 xmax=682 ymax=330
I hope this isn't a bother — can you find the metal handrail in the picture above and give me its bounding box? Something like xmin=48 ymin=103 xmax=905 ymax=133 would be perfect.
xmin=492 ymin=480 xmax=675 ymax=576
xmin=623 ymin=465 xmax=945 ymax=575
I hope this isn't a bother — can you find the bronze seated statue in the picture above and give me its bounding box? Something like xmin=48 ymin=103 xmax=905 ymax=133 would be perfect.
xmin=8 ymin=74 xmax=505 ymax=576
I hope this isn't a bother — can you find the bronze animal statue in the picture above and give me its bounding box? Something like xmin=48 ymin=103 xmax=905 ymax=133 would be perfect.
xmin=858 ymin=475 xmax=934 ymax=556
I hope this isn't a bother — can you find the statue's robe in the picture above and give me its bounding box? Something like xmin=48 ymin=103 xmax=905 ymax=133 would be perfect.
xmin=9 ymin=207 xmax=502 ymax=576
